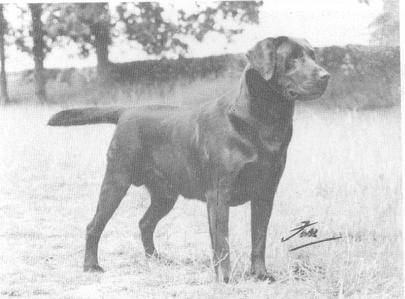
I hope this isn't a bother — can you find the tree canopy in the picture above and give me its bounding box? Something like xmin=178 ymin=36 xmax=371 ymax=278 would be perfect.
xmin=369 ymin=0 xmax=399 ymax=46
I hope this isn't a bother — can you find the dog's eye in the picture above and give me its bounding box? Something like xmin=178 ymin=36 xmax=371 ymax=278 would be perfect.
xmin=290 ymin=47 xmax=304 ymax=59
xmin=285 ymin=59 xmax=295 ymax=71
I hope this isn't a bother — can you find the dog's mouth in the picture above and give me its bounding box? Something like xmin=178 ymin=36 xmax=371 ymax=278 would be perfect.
xmin=287 ymin=90 xmax=299 ymax=99
xmin=287 ymin=83 xmax=328 ymax=101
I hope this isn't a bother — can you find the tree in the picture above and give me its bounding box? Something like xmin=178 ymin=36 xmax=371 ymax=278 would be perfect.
xmin=117 ymin=1 xmax=263 ymax=56
xmin=0 ymin=4 xmax=10 ymax=105
xmin=46 ymin=3 xmax=111 ymax=80
xmin=116 ymin=2 xmax=187 ymax=56
xmin=46 ymin=2 xmax=262 ymax=81
xmin=178 ymin=1 xmax=262 ymax=43
xmin=369 ymin=0 xmax=399 ymax=46
xmin=29 ymin=4 xmax=48 ymax=103
xmin=87 ymin=4 xmax=111 ymax=78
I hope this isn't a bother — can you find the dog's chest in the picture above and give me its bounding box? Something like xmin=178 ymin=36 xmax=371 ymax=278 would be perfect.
xmin=226 ymin=124 xmax=292 ymax=206
xmin=255 ymin=121 xmax=293 ymax=159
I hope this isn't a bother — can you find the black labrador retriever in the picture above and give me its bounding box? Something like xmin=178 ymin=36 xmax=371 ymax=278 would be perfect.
xmin=48 ymin=36 xmax=329 ymax=283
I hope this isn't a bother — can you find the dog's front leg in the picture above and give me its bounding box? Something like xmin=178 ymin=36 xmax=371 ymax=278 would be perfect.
xmin=206 ymin=190 xmax=230 ymax=283
xmin=250 ymin=197 xmax=276 ymax=282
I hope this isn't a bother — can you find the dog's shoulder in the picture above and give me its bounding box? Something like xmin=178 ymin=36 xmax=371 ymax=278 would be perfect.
xmin=196 ymin=97 xmax=259 ymax=174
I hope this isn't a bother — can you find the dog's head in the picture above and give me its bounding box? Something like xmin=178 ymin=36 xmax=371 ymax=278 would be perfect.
xmin=246 ymin=36 xmax=329 ymax=101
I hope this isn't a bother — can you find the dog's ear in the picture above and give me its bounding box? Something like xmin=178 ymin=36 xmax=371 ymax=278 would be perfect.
xmin=246 ymin=38 xmax=277 ymax=81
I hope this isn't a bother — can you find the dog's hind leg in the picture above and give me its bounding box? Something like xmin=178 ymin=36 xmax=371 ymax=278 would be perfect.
xmin=139 ymin=186 xmax=177 ymax=257
xmin=83 ymin=161 xmax=131 ymax=272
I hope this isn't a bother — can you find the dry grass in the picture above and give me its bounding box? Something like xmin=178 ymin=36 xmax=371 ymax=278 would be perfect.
xmin=0 ymin=97 xmax=402 ymax=298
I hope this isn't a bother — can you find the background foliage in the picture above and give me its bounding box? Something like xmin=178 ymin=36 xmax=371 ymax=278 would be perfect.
xmin=10 ymin=44 xmax=399 ymax=110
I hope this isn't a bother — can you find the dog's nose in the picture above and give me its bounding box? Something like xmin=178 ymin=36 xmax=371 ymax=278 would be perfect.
xmin=318 ymin=70 xmax=330 ymax=81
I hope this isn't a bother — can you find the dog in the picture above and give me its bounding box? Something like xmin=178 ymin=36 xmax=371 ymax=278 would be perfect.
xmin=48 ymin=36 xmax=329 ymax=283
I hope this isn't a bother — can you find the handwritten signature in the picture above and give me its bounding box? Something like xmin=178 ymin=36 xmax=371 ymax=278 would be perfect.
xmin=281 ymin=220 xmax=342 ymax=252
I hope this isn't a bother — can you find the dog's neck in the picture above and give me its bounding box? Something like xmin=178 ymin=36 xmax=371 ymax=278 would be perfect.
xmin=231 ymin=66 xmax=295 ymax=127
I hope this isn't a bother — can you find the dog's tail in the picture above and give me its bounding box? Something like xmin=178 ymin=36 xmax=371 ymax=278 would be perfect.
xmin=47 ymin=107 xmax=125 ymax=126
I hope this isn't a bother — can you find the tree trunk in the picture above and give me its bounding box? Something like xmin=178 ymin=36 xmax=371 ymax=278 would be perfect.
xmin=92 ymin=22 xmax=110 ymax=80
xmin=0 ymin=4 xmax=10 ymax=105
xmin=89 ymin=3 xmax=111 ymax=82
xmin=29 ymin=4 xmax=47 ymax=103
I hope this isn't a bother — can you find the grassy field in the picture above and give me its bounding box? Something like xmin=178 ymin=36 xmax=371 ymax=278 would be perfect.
xmin=0 ymin=93 xmax=402 ymax=298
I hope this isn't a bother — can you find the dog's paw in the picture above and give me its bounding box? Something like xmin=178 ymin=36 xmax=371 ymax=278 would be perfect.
xmin=83 ymin=264 xmax=105 ymax=273
xmin=253 ymin=272 xmax=276 ymax=283
xmin=146 ymin=252 xmax=175 ymax=265
xmin=145 ymin=251 xmax=160 ymax=259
